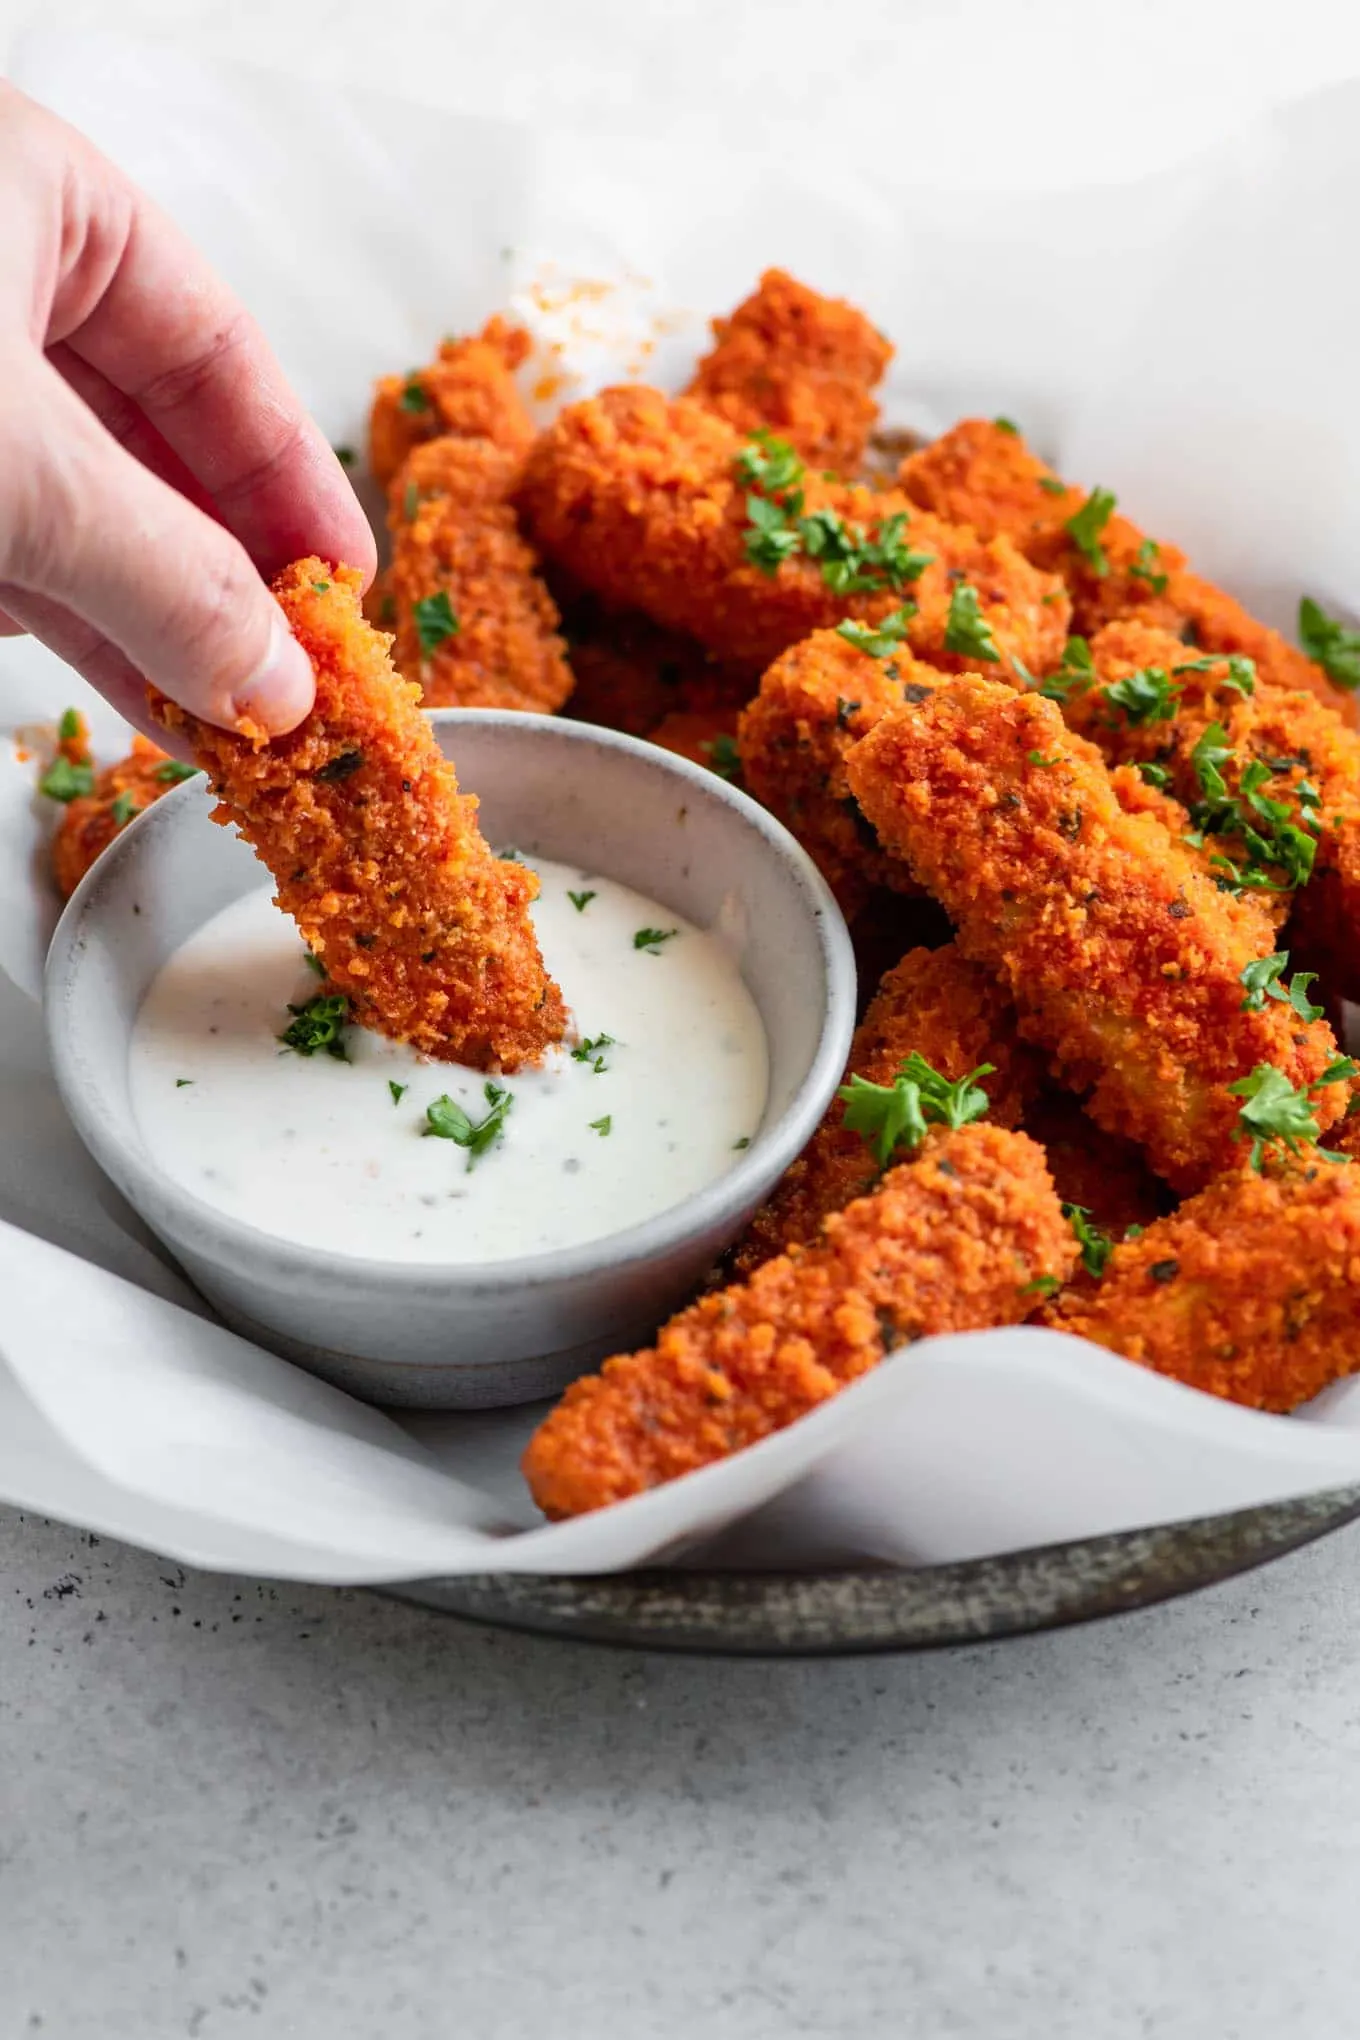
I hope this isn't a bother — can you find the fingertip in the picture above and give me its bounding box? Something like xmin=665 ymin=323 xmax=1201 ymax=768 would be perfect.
xmin=232 ymin=609 xmax=315 ymax=737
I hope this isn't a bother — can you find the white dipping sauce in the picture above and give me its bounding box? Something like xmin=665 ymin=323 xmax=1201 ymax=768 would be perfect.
xmin=129 ymin=856 xmax=769 ymax=1264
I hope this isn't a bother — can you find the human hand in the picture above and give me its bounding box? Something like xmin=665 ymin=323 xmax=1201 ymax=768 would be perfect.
xmin=0 ymin=84 xmax=376 ymax=739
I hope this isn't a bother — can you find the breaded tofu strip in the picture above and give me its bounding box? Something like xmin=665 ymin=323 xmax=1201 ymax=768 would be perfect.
xmin=559 ymin=595 xmax=756 ymax=739
xmin=737 ymin=625 xmax=1260 ymax=923
xmin=900 ymin=419 xmax=1350 ymax=717
xmin=150 ymin=559 xmax=566 ymax=1072
xmin=729 ymin=943 xmax=1043 ymax=1280
xmin=369 ymin=316 xmax=534 ymax=488
xmin=522 ymin=1122 xmax=1074 ymax=1517
xmin=1042 ymin=1158 xmax=1360 ymax=1411
xmin=51 ymin=735 xmax=191 ymax=899
xmin=844 ymin=677 xmax=1345 ymax=1191
xmin=1023 ymin=1085 xmax=1167 ymax=1242
xmin=685 ymin=268 xmax=892 ymax=472
xmin=385 ymin=439 xmax=572 ymax=713
xmin=1079 ymin=619 xmax=1360 ymax=972
xmin=518 ymin=386 xmax=1069 ymax=676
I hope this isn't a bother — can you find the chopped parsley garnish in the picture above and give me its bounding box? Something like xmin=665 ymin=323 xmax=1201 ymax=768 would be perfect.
xmin=1229 ymin=1060 xmax=1355 ymax=1171
xmin=1128 ymin=537 xmax=1169 ymax=595
xmin=1038 ymin=477 xmax=1068 ymax=497
xmin=110 ymin=790 xmax=138 ymax=827
xmin=311 ymin=580 xmax=331 ymax=595
xmin=736 ymin=434 xmax=932 ymax=593
xmin=571 ymin=1032 xmax=616 ymax=1073
xmin=412 ymin=590 xmax=459 ymax=654
xmin=735 ymin=429 xmax=805 ymax=495
xmin=1102 ymin=665 xmax=1180 ymax=726
xmin=155 ymin=760 xmax=202 ymax=783
xmin=1020 ymin=1274 xmax=1061 ymax=1298
xmin=423 ymin=1083 xmax=513 ymax=1168
xmin=589 ymin=1115 xmax=612 ymax=1137
xmin=836 ymin=608 xmax=917 ymax=658
xmin=994 ymin=416 xmax=1019 ymax=435
xmin=1064 ymin=1204 xmax=1113 ymax=1280
xmin=175 ymin=1077 xmax=193 ymax=1088
xmin=1138 ymin=762 xmax=1172 ymax=790
xmin=838 ymin=1054 xmax=994 ymax=1168
xmin=399 ymin=378 xmax=430 ymax=413
xmin=1028 ymin=751 xmax=1060 ymax=768
xmin=279 ymin=992 xmax=352 ymax=1060
xmin=1038 ymin=636 xmax=1096 ymax=703
xmin=1186 ymin=725 xmax=1320 ymax=893
xmin=58 ymin=707 xmax=82 ymax=742
xmin=38 ymin=755 xmax=95 ymax=802
xmin=1065 ymin=487 xmax=1117 ymax=575
xmin=943 ymin=582 xmax=1000 ymax=663
xmin=744 ymin=491 xmax=804 ymax=572
xmin=1299 ymin=596 xmax=1360 ymax=691
xmin=303 ymin=951 xmax=326 ymax=978
xmin=1238 ymin=952 xmax=1324 ymax=1020
xmin=633 ymin=927 xmax=678 ymax=954
xmin=800 ymin=509 xmax=932 ymax=595
xmin=567 ymin=889 xmax=597 ymax=913
xmin=733 ymin=1136 xmax=751 ymax=1150
xmin=700 ymin=733 xmax=743 ymax=782
xmin=333 ymin=445 xmax=356 ymax=467
xmin=388 ymin=1080 xmax=408 ymax=1106
xmin=1172 ymin=653 xmax=1256 ymax=697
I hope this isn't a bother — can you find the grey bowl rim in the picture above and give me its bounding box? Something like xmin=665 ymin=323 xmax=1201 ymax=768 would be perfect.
xmin=43 ymin=706 xmax=857 ymax=1295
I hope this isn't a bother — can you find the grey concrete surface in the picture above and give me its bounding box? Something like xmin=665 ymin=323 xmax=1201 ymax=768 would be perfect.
xmin=5 ymin=1504 xmax=1360 ymax=2039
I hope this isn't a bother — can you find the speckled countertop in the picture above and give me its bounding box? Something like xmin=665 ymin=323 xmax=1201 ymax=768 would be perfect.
xmin=5 ymin=3 xmax=1360 ymax=2033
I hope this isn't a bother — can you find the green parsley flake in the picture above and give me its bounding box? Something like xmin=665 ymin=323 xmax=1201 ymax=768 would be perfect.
xmin=1138 ymin=763 xmax=1172 ymax=790
xmin=280 ymin=992 xmax=352 ymax=1061
xmin=423 ymin=1083 xmax=513 ymax=1168
xmin=1102 ymin=665 xmax=1180 ymax=726
xmin=303 ymin=952 xmax=326 ymax=978
xmin=333 ymin=445 xmax=356 ymax=467
xmin=175 ymin=1077 xmax=193 ymax=1088
xmin=388 ymin=1080 xmax=408 ymax=1106
xmin=1038 ymin=636 xmax=1096 ymax=704
xmin=1300 ymin=597 xmax=1360 ymax=691
xmin=943 ymin=583 xmax=1000 ymax=664
xmin=993 ymin=417 xmax=1019 ymax=435
xmin=399 ymin=378 xmax=430 ymax=414
xmin=155 ymin=760 xmax=202 ymax=783
xmin=571 ymin=1032 xmax=616 ymax=1074
xmin=1065 ymin=487 xmax=1117 ymax=576
xmin=1229 ymin=1059 xmax=1356 ymax=1171
xmin=838 ymin=1054 xmax=994 ymax=1168
xmin=836 ymin=607 xmax=917 ymax=658
xmin=736 ymin=434 xmax=932 ymax=594
xmin=1038 ymin=477 xmax=1068 ymax=497
xmin=1173 ymin=653 xmax=1256 ymax=697
xmin=1027 ymin=751 xmax=1060 ymax=768
xmin=700 ymin=733 xmax=743 ymax=782
xmin=744 ymin=491 xmax=803 ymax=573
xmin=38 ymin=755 xmax=95 ymax=803
xmin=733 ymin=1136 xmax=751 ymax=1150
xmin=735 ymin=430 xmax=805 ymax=495
xmin=589 ymin=1115 xmax=612 ymax=1137
xmin=413 ymin=590 xmax=459 ymax=655
xmin=58 ymin=708 xmax=82 ymax=742
xmin=633 ymin=927 xmax=678 ymax=954
xmin=1128 ymin=537 xmax=1169 ymax=595
xmin=567 ymin=889 xmax=597 ymax=913
xmin=1239 ymin=952 xmax=1324 ymax=1020
xmin=110 ymin=790 xmax=138 ymax=828
xmin=1020 ymin=1274 xmax=1061 ymax=1298
xmin=1063 ymin=1204 xmax=1113 ymax=1280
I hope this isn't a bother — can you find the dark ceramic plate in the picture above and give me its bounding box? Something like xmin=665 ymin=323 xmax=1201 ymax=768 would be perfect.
xmin=387 ymin=1484 xmax=1360 ymax=1655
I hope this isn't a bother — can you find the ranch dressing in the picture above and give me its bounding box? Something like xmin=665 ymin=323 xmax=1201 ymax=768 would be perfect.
xmin=128 ymin=857 xmax=769 ymax=1264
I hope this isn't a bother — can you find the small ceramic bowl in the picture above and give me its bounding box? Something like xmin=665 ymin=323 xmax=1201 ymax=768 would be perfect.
xmin=45 ymin=711 xmax=855 ymax=1409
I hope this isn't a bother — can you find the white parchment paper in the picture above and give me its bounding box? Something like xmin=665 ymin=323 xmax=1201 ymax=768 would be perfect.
xmin=3 ymin=30 xmax=1360 ymax=1584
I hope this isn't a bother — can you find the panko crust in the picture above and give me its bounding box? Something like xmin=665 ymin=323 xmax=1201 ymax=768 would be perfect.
xmin=843 ymin=677 xmax=1345 ymax=1192
xmin=685 ymin=267 xmax=892 ymax=471
xmin=518 ymin=385 xmax=1069 ymax=676
xmin=386 ymin=438 xmax=572 ymax=713
xmin=523 ymin=1123 xmax=1074 ymax=1518
xmin=51 ymin=734 xmax=179 ymax=899
xmin=1043 ymin=1159 xmax=1360 ymax=1411
xmin=368 ymin=315 xmax=534 ymax=488
xmin=150 ymin=559 xmax=566 ymax=1072
xmin=729 ymin=943 xmax=1043 ymax=1280
xmin=900 ymin=418 xmax=1353 ymax=719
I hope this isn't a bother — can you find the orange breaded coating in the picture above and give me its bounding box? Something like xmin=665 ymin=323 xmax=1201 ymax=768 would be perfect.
xmin=685 ymin=268 xmax=892 ymax=472
xmin=518 ymin=385 xmax=1069 ymax=677
xmin=1042 ymin=1158 xmax=1360 ymax=1412
xmin=385 ymin=438 xmax=572 ymax=714
xmin=150 ymin=560 xmax=566 ymax=1072
xmin=730 ymin=943 xmax=1042 ymax=1280
xmin=844 ymin=677 xmax=1345 ymax=1192
xmin=368 ymin=315 xmax=534 ymax=487
xmin=900 ymin=419 xmax=1352 ymax=718
xmin=1022 ymin=1086 xmax=1167 ymax=1242
xmin=51 ymin=734 xmax=184 ymax=899
xmin=1081 ymin=619 xmax=1358 ymax=967
xmin=523 ymin=1122 xmax=1074 ymax=1517
xmin=560 ymin=596 xmax=755 ymax=739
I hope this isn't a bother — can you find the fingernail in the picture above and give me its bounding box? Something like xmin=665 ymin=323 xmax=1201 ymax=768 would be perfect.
xmin=234 ymin=610 xmax=315 ymax=736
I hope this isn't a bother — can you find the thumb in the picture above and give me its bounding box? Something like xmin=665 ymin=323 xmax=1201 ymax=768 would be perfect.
xmin=2 ymin=354 xmax=315 ymax=735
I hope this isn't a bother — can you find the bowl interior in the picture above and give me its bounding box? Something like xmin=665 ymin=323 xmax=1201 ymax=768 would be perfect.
xmin=45 ymin=711 xmax=854 ymax=1281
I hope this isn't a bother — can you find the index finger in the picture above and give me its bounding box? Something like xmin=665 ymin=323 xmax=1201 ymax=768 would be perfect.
xmin=37 ymin=103 xmax=375 ymax=585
